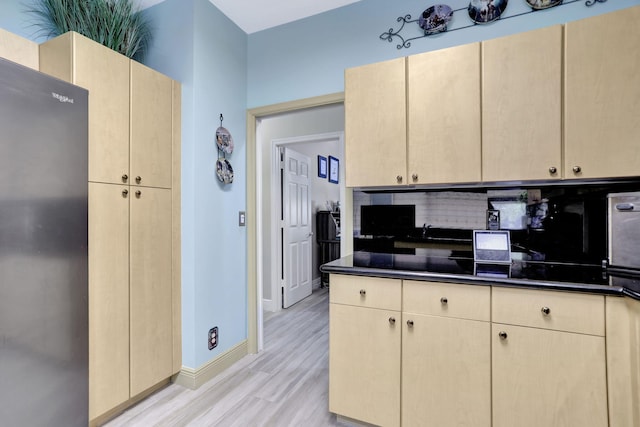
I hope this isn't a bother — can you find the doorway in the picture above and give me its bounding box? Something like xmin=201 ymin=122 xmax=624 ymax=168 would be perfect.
xmin=249 ymin=97 xmax=351 ymax=351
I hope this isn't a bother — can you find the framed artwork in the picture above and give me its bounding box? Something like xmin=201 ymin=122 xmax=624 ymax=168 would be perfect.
xmin=329 ymin=156 xmax=339 ymax=184
xmin=318 ymin=155 xmax=327 ymax=178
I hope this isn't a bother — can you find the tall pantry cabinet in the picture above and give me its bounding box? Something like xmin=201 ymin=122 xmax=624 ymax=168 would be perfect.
xmin=38 ymin=32 xmax=181 ymax=422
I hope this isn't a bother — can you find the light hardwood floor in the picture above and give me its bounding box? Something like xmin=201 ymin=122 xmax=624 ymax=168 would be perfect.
xmin=105 ymin=288 xmax=341 ymax=426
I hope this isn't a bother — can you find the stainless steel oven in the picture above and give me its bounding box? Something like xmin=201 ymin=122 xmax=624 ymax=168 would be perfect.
xmin=608 ymin=192 xmax=640 ymax=272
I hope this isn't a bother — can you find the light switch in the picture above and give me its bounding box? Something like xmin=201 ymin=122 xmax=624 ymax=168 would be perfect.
xmin=239 ymin=211 xmax=246 ymax=226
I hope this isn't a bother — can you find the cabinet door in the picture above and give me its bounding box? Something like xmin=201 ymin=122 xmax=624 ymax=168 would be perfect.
xmin=1 ymin=28 xmax=38 ymax=70
xmin=402 ymin=314 xmax=490 ymax=427
xmin=88 ymin=183 xmax=130 ymax=419
xmin=345 ymin=58 xmax=406 ymax=187
xmin=39 ymin=32 xmax=131 ymax=186
xmin=492 ymin=324 xmax=608 ymax=427
xmin=329 ymin=303 xmax=400 ymax=427
xmin=565 ymin=6 xmax=640 ymax=179
xmin=130 ymin=61 xmax=173 ymax=189
xmin=408 ymin=43 xmax=481 ymax=185
xmin=129 ymin=187 xmax=173 ymax=396
xmin=482 ymin=26 xmax=562 ymax=182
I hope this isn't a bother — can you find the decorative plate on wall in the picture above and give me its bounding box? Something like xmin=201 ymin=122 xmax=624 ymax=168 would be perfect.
xmin=467 ymin=0 xmax=509 ymax=24
xmin=418 ymin=4 xmax=454 ymax=34
xmin=216 ymin=158 xmax=234 ymax=184
xmin=216 ymin=126 xmax=234 ymax=154
xmin=525 ymin=0 xmax=562 ymax=10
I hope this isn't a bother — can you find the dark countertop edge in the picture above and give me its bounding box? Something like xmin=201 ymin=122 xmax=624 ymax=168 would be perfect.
xmin=320 ymin=262 xmax=632 ymax=299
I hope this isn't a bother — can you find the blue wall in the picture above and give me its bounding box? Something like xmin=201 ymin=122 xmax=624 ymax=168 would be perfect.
xmin=143 ymin=0 xmax=248 ymax=369
xmin=247 ymin=0 xmax=640 ymax=107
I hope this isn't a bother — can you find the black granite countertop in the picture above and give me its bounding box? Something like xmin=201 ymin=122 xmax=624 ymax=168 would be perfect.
xmin=320 ymin=249 xmax=640 ymax=300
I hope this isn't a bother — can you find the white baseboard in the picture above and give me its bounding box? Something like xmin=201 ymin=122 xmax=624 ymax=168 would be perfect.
xmin=173 ymin=340 xmax=248 ymax=390
xmin=262 ymin=298 xmax=275 ymax=312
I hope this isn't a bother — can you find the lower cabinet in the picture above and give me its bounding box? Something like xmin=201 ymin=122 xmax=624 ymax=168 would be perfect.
xmin=402 ymin=314 xmax=490 ymax=427
xmin=329 ymin=274 xmax=401 ymax=427
xmin=492 ymin=324 xmax=607 ymax=427
xmin=89 ymin=183 xmax=174 ymax=419
xmin=329 ymin=274 xmax=615 ymax=427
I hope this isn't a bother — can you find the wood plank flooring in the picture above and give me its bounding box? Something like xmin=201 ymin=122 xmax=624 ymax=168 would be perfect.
xmin=105 ymin=288 xmax=342 ymax=426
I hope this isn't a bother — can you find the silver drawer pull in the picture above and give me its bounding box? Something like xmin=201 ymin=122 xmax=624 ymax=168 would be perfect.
xmin=359 ymin=289 xmax=366 ymax=296
xmin=499 ymin=331 xmax=508 ymax=340
xmin=389 ymin=317 xmax=396 ymax=325
xmin=541 ymin=306 xmax=551 ymax=316
xmin=440 ymin=297 xmax=448 ymax=305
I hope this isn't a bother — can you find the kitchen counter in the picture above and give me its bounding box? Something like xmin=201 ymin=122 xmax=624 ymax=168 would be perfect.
xmin=320 ymin=249 xmax=640 ymax=300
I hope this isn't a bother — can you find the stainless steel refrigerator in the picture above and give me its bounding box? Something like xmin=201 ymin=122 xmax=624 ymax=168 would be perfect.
xmin=0 ymin=57 xmax=88 ymax=426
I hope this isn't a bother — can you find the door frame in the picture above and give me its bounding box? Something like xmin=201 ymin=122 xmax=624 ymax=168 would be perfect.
xmin=247 ymin=92 xmax=351 ymax=352
xmin=269 ymin=133 xmax=343 ymax=313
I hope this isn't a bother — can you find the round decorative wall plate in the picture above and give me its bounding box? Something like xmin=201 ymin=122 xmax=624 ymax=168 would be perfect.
xmin=216 ymin=158 xmax=234 ymax=184
xmin=525 ymin=0 xmax=562 ymax=10
xmin=216 ymin=126 xmax=234 ymax=154
xmin=467 ymin=0 xmax=509 ymax=24
xmin=418 ymin=4 xmax=454 ymax=34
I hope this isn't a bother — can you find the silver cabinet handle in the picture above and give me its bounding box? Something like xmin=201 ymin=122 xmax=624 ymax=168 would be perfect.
xmin=572 ymin=166 xmax=582 ymax=174
xmin=389 ymin=317 xmax=396 ymax=325
xmin=541 ymin=306 xmax=551 ymax=316
xmin=135 ymin=190 xmax=142 ymax=198
xmin=122 ymin=189 xmax=129 ymax=197
xmin=440 ymin=297 xmax=448 ymax=305
xmin=359 ymin=289 xmax=366 ymax=296
xmin=548 ymin=166 xmax=557 ymax=174
xmin=499 ymin=331 xmax=508 ymax=340
xmin=122 ymin=174 xmax=128 ymax=183
xmin=407 ymin=320 xmax=414 ymax=328
xmin=412 ymin=173 xmax=418 ymax=181
xmin=136 ymin=176 xmax=142 ymax=183
xmin=396 ymin=175 xmax=403 ymax=183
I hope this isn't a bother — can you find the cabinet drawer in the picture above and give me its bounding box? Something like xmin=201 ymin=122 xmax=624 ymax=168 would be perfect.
xmin=403 ymin=281 xmax=490 ymax=321
xmin=492 ymin=287 xmax=604 ymax=336
xmin=330 ymin=274 xmax=401 ymax=311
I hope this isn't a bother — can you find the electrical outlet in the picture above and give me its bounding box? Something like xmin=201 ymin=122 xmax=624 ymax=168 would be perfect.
xmin=208 ymin=327 xmax=218 ymax=350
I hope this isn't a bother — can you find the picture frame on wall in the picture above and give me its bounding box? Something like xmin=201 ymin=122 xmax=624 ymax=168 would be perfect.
xmin=329 ymin=156 xmax=339 ymax=184
xmin=318 ymin=155 xmax=327 ymax=178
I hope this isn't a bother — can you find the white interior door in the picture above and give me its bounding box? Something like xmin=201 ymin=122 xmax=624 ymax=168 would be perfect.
xmin=281 ymin=147 xmax=312 ymax=308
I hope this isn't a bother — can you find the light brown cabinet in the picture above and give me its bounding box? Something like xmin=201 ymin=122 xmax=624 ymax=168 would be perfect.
xmin=605 ymin=296 xmax=640 ymax=427
xmin=482 ymin=25 xmax=562 ymax=182
xmin=402 ymin=281 xmax=490 ymax=427
xmin=0 ymin=28 xmax=39 ymax=70
xmin=408 ymin=43 xmax=481 ymax=185
xmin=564 ymin=5 xmax=640 ymax=180
xmin=39 ymin=32 xmax=181 ymax=422
xmin=329 ymin=274 xmax=401 ymax=427
xmin=345 ymin=57 xmax=406 ymax=187
xmin=492 ymin=287 xmax=608 ymax=427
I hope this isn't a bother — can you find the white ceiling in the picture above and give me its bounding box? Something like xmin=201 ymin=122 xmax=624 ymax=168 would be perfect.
xmin=136 ymin=0 xmax=361 ymax=34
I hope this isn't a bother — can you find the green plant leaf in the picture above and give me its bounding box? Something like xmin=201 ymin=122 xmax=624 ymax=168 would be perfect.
xmin=24 ymin=0 xmax=152 ymax=60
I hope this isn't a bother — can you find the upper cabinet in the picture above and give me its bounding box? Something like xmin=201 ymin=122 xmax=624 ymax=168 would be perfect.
xmin=39 ymin=32 xmax=130 ymax=185
xmin=408 ymin=43 xmax=481 ymax=185
xmin=130 ymin=61 xmax=173 ymax=189
xmin=482 ymin=26 xmax=562 ymax=182
xmin=564 ymin=6 xmax=640 ymax=180
xmin=345 ymin=5 xmax=640 ymax=187
xmin=0 ymin=29 xmax=39 ymax=70
xmin=345 ymin=57 xmax=406 ymax=187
